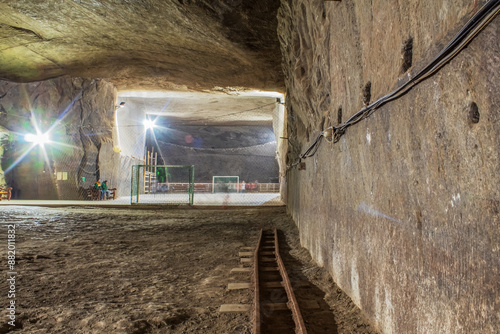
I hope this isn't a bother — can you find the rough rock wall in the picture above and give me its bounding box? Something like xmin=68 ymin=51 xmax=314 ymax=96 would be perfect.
xmin=279 ymin=0 xmax=499 ymax=333
xmin=160 ymin=143 xmax=279 ymax=183
xmin=0 ymin=76 xmax=132 ymax=199
xmin=0 ymin=125 xmax=10 ymax=187
xmin=141 ymin=124 xmax=278 ymax=183
xmin=0 ymin=0 xmax=283 ymax=91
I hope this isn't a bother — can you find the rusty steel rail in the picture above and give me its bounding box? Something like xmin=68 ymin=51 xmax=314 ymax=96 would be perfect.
xmin=253 ymin=228 xmax=307 ymax=334
xmin=274 ymin=228 xmax=307 ymax=334
xmin=253 ymin=229 xmax=263 ymax=334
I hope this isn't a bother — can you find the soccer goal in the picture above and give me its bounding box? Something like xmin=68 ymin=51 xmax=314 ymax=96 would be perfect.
xmin=131 ymin=165 xmax=195 ymax=205
xmin=212 ymin=176 xmax=240 ymax=193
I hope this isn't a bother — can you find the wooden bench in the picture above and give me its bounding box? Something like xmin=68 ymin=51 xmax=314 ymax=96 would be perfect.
xmin=87 ymin=187 xmax=117 ymax=200
xmin=0 ymin=186 xmax=12 ymax=201
xmin=108 ymin=188 xmax=117 ymax=200
xmin=87 ymin=187 xmax=100 ymax=200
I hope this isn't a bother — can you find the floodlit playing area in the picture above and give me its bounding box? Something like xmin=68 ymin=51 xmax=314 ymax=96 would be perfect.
xmin=131 ymin=192 xmax=282 ymax=206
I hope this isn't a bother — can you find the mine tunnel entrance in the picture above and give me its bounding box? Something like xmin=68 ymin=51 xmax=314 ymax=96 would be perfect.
xmin=115 ymin=90 xmax=287 ymax=206
xmin=0 ymin=86 xmax=286 ymax=204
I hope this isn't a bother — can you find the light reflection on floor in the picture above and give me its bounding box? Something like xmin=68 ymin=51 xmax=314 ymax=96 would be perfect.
xmin=0 ymin=193 xmax=283 ymax=206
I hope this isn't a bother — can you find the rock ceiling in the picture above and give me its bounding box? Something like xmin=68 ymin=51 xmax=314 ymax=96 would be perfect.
xmin=117 ymin=90 xmax=283 ymax=126
xmin=0 ymin=0 xmax=284 ymax=92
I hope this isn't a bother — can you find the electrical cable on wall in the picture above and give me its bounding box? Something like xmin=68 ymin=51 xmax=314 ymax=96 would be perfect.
xmin=287 ymin=0 xmax=500 ymax=170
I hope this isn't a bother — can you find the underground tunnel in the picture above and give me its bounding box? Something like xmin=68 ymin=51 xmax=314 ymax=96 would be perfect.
xmin=1 ymin=0 xmax=499 ymax=333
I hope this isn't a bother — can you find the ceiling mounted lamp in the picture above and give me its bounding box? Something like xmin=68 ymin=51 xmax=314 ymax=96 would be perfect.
xmin=143 ymin=119 xmax=156 ymax=130
xmin=115 ymin=102 xmax=126 ymax=110
xmin=24 ymin=132 xmax=50 ymax=145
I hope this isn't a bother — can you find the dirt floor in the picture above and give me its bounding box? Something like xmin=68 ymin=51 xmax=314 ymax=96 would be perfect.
xmin=0 ymin=206 xmax=377 ymax=334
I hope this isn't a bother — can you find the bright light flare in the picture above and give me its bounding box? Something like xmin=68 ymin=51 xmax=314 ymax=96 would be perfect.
xmin=143 ymin=119 xmax=156 ymax=130
xmin=24 ymin=132 xmax=51 ymax=145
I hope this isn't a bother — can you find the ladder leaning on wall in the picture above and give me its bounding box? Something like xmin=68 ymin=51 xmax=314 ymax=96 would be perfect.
xmin=143 ymin=147 xmax=157 ymax=194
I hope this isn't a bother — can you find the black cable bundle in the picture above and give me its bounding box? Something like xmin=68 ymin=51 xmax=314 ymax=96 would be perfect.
xmin=334 ymin=0 xmax=500 ymax=138
xmin=288 ymin=0 xmax=500 ymax=169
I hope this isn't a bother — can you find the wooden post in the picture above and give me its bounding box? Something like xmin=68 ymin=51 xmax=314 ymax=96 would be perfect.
xmin=150 ymin=147 xmax=154 ymax=173
xmin=148 ymin=152 xmax=153 ymax=194
xmin=143 ymin=147 xmax=148 ymax=193
xmin=147 ymin=149 xmax=150 ymax=168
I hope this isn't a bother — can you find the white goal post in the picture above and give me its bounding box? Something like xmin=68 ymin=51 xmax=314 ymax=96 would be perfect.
xmin=212 ymin=176 xmax=240 ymax=193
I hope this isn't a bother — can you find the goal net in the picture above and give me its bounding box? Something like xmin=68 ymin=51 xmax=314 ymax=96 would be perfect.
xmin=131 ymin=165 xmax=194 ymax=205
xmin=212 ymin=176 xmax=239 ymax=193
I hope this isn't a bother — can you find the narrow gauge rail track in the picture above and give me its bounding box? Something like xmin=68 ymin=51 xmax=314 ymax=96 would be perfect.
xmin=253 ymin=228 xmax=307 ymax=334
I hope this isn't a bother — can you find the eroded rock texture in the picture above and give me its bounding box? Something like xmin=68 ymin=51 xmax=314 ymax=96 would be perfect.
xmin=0 ymin=0 xmax=287 ymax=198
xmin=0 ymin=77 xmax=131 ymax=199
xmin=152 ymin=124 xmax=279 ymax=183
xmin=279 ymin=0 xmax=499 ymax=333
xmin=0 ymin=0 xmax=283 ymax=91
